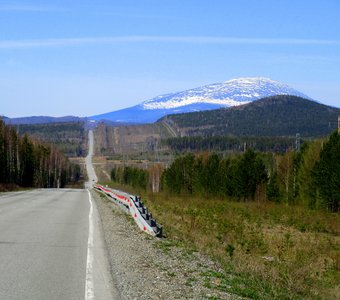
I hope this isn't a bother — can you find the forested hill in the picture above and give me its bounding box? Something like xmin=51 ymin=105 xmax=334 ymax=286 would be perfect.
xmin=3 ymin=115 xmax=83 ymax=125
xmin=13 ymin=122 xmax=87 ymax=157
xmin=160 ymin=95 xmax=340 ymax=137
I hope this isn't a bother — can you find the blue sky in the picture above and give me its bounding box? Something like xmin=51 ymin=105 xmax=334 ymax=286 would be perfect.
xmin=1 ymin=0 xmax=339 ymax=117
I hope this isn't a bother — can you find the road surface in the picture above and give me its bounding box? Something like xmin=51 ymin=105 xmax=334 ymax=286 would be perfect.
xmin=0 ymin=130 xmax=119 ymax=299
xmin=85 ymin=130 xmax=98 ymax=188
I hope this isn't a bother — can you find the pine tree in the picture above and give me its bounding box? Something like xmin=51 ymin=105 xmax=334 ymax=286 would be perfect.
xmin=233 ymin=149 xmax=267 ymax=200
xmin=313 ymin=131 xmax=340 ymax=212
xmin=203 ymin=153 xmax=220 ymax=196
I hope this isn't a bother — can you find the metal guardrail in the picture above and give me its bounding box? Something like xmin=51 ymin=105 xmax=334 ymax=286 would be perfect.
xmin=94 ymin=185 xmax=163 ymax=237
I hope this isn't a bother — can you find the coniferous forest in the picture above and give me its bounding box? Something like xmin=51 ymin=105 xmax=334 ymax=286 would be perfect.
xmin=111 ymin=166 xmax=149 ymax=190
xmin=161 ymin=131 xmax=340 ymax=212
xmin=0 ymin=119 xmax=80 ymax=191
xmin=162 ymin=135 xmax=299 ymax=153
xmin=13 ymin=121 xmax=86 ymax=157
xmin=161 ymin=95 xmax=340 ymax=137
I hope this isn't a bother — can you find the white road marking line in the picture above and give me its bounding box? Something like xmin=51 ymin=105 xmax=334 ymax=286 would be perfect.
xmin=85 ymin=189 xmax=94 ymax=300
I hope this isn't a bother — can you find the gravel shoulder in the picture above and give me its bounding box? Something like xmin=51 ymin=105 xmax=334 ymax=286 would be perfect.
xmin=92 ymin=190 xmax=239 ymax=300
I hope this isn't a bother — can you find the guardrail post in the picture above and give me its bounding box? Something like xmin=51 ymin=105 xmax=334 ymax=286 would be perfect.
xmin=95 ymin=186 xmax=163 ymax=237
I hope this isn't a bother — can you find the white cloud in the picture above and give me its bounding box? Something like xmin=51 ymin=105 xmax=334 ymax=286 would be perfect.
xmin=0 ymin=36 xmax=339 ymax=49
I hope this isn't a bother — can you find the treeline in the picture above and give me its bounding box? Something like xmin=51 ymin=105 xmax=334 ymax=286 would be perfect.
xmin=14 ymin=122 xmax=86 ymax=157
xmin=162 ymin=150 xmax=267 ymax=199
xmin=161 ymin=131 xmax=340 ymax=212
xmin=162 ymin=136 xmax=298 ymax=153
xmin=0 ymin=119 xmax=80 ymax=190
xmin=107 ymin=131 xmax=340 ymax=212
xmin=111 ymin=166 xmax=149 ymax=190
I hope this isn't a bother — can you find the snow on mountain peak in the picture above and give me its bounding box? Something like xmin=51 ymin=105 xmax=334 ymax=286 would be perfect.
xmin=142 ymin=77 xmax=308 ymax=110
xmin=90 ymin=77 xmax=311 ymax=124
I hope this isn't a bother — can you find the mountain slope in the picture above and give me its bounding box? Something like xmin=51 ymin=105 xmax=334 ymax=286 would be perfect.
xmin=90 ymin=77 xmax=309 ymax=123
xmin=159 ymin=95 xmax=340 ymax=137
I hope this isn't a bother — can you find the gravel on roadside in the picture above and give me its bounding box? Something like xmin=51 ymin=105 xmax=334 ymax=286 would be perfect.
xmin=92 ymin=190 xmax=239 ymax=300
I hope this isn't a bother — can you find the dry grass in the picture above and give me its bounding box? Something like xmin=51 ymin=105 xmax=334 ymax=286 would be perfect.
xmin=140 ymin=192 xmax=340 ymax=299
xmin=103 ymin=179 xmax=340 ymax=299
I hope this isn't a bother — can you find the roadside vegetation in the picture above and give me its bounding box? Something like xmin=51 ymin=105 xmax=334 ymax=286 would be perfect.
xmin=104 ymin=179 xmax=340 ymax=299
xmin=145 ymin=193 xmax=340 ymax=299
xmin=0 ymin=119 xmax=81 ymax=191
xmin=104 ymin=131 xmax=340 ymax=299
xmin=111 ymin=166 xmax=149 ymax=190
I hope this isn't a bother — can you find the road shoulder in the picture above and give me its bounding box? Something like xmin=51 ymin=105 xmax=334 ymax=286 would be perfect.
xmin=89 ymin=190 xmax=121 ymax=300
xmin=92 ymin=190 xmax=237 ymax=300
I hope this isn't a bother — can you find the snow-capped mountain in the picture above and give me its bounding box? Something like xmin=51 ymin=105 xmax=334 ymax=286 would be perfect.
xmin=90 ymin=77 xmax=310 ymax=123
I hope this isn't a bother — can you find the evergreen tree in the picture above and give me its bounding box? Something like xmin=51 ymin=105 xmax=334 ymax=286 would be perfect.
xmin=233 ymin=149 xmax=267 ymax=200
xmin=202 ymin=153 xmax=220 ymax=196
xmin=219 ymin=158 xmax=237 ymax=197
xmin=181 ymin=153 xmax=195 ymax=194
xmin=312 ymin=131 xmax=340 ymax=212
xmin=20 ymin=135 xmax=35 ymax=187
xmin=111 ymin=168 xmax=116 ymax=182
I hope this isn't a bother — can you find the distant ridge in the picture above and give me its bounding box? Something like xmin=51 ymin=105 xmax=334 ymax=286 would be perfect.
xmin=159 ymin=95 xmax=340 ymax=137
xmin=90 ymin=77 xmax=309 ymax=123
xmin=2 ymin=115 xmax=83 ymax=125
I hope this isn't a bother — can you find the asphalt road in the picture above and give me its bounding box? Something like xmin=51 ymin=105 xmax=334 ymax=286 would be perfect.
xmin=85 ymin=130 xmax=98 ymax=189
xmin=0 ymin=130 xmax=119 ymax=299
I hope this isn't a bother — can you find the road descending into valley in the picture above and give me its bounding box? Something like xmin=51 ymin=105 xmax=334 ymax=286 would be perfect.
xmin=0 ymin=130 xmax=119 ymax=299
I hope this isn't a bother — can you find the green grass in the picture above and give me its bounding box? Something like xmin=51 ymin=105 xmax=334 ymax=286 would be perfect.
xmin=103 ymin=181 xmax=340 ymax=299
xmin=154 ymin=239 xmax=184 ymax=253
xmin=146 ymin=196 xmax=340 ymax=299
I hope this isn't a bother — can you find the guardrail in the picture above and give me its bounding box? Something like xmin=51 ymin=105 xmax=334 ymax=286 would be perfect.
xmin=94 ymin=185 xmax=163 ymax=237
